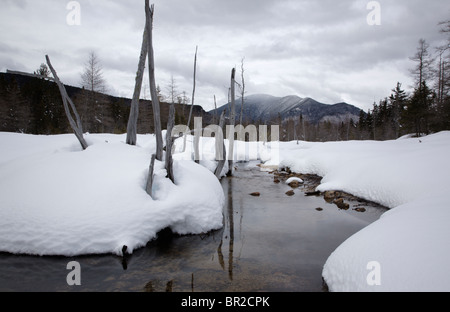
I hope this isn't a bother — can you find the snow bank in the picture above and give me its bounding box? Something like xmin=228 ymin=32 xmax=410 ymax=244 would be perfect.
xmin=3 ymin=130 xmax=449 ymax=290
xmin=322 ymin=194 xmax=450 ymax=291
xmin=264 ymin=131 xmax=450 ymax=291
xmin=0 ymin=133 xmax=224 ymax=256
xmin=267 ymin=132 xmax=450 ymax=209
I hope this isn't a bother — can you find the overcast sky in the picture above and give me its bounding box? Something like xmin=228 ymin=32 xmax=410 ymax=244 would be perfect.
xmin=1 ymin=0 xmax=449 ymax=111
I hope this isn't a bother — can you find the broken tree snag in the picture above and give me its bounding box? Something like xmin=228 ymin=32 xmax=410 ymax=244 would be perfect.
xmin=45 ymin=55 xmax=88 ymax=150
xmin=187 ymin=45 xmax=198 ymax=131
xmin=227 ymin=68 xmax=236 ymax=176
xmin=146 ymin=154 xmax=156 ymax=197
xmin=145 ymin=1 xmax=163 ymax=161
xmin=215 ymin=110 xmax=226 ymax=161
xmin=239 ymin=57 xmax=245 ymax=126
xmin=213 ymin=95 xmax=218 ymax=124
xmin=214 ymin=110 xmax=227 ymax=179
xmin=183 ymin=45 xmax=198 ymax=153
xmin=165 ymin=103 xmax=175 ymax=183
xmin=126 ymin=23 xmax=149 ymax=146
xmin=193 ymin=117 xmax=202 ymax=164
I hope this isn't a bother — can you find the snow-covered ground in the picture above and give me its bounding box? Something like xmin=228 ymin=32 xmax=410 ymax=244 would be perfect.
xmin=0 ymin=132 xmax=224 ymax=256
xmin=262 ymin=132 xmax=450 ymax=292
xmin=185 ymin=130 xmax=450 ymax=291
xmin=1 ymin=130 xmax=449 ymax=291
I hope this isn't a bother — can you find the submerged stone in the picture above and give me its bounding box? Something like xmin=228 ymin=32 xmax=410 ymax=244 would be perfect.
xmin=285 ymin=190 xmax=295 ymax=196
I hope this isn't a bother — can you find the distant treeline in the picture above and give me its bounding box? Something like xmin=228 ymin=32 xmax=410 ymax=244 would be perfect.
xmin=279 ymin=23 xmax=450 ymax=142
xmin=357 ymin=79 xmax=450 ymax=141
xmin=275 ymin=78 xmax=449 ymax=143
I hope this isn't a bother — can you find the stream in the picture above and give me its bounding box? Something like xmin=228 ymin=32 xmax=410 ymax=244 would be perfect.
xmin=0 ymin=161 xmax=387 ymax=292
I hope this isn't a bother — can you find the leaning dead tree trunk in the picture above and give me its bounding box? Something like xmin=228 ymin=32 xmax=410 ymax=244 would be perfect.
xmin=227 ymin=68 xmax=236 ymax=176
xmin=165 ymin=104 xmax=175 ymax=183
xmin=146 ymin=1 xmax=163 ymax=161
xmin=45 ymin=55 xmax=88 ymax=150
xmin=126 ymin=24 xmax=148 ymax=146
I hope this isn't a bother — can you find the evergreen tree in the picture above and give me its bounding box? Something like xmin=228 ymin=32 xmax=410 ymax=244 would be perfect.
xmin=389 ymin=82 xmax=408 ymax=138
xmin=404 ymin=81 xmax=435 ymax=137
xmin=34 ymin=64 xmax=50 ymax=78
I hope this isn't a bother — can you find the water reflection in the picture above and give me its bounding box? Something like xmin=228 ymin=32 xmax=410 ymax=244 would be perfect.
xmin=0 ymin=162 xmax=387 ymax=292
xmin=144 ymin=279 xmax=173 ymax=292
xmin=227 ymin=177 xmax=234 ymax=281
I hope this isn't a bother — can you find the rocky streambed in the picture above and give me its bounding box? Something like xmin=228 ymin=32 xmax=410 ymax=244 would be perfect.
xmin=262 ymin=165 xmax=388 ymax=214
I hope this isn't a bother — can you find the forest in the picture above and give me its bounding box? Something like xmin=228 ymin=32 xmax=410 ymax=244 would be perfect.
xmin=354 ymin=23 xmax=450 ymax=141
xmin=270 ymin=21 xmax=450 ymax=142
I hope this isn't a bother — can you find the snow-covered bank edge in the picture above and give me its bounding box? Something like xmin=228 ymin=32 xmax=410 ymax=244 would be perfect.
xmin=262 ymin=132 xmax=450 ymax=291
xmin=0 ymin=133 xmax=225 ymax=257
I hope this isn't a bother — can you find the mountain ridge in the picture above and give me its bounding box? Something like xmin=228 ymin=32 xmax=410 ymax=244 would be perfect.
xmin=209 ymin=94 xmax=362 ymax=124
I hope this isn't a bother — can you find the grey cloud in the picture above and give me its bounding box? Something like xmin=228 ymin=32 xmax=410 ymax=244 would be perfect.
xmin=1 ymin=0 xmax=449 ymax=111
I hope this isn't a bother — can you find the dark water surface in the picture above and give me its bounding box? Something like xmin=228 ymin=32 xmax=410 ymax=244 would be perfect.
xmin=0 ymin=162 xmax=387 ymax=292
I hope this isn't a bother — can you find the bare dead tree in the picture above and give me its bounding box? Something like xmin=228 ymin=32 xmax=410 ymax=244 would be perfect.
xmin=213 ymin=95 xmax=217 ymax=124
xmin=126 ymin=23 xmax=148 ymax=146
xmin=45 ymin=55 xmax=88 ymax=150
xmin=410 ymin=39 xmax=434 ymax=88
xmin=436 ymin=47 xmax=447 ymax=108
xmin=183 ymin=46 xmax=198 ymax=153
xmin=214 ymin=110 xmax=227 ymax=179
xmin=80 ymin=51 xmax=106 ymax=94
xmin=145 ymin=1 xmax=163 ymax=161
xmin=166 ymin=75 xmax=179 ymax=105
xmin=187 ymin=45 xmax=198 ymax=129
xmin=227 ymin=68 xmax=236 ymax=176
xmin=165 ymin=104 xmax=175 ymax=183
xmin=239 ymin=57 xmax=245 ymax=126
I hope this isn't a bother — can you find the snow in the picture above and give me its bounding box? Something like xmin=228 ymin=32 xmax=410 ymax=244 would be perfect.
xmin=176 ymin=131 xmax=450 ymax=291
xmin=285 ymin=177 xmax=303 ymax=184
xmin=0 ymin=132 xmax=224 ymax=256
xmin=2 ymin=129 xmax=450 ymax=291
xmin=263 ymin=131 xmax=450 ymax=291
xmin=322 ymin=194 xmax=450 ymax=292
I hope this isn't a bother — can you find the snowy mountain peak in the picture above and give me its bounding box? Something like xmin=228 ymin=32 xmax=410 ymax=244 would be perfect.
xmin=210 ymin=94 xmax=362 ymax=124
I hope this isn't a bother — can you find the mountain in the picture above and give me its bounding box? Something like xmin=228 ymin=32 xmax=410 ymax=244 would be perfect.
xmin=209 ymin=94 xmax=362 ymax=124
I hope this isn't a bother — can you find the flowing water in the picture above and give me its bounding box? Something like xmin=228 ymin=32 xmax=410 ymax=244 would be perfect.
xmin=0 ymin=161 xmax=387 ymax=292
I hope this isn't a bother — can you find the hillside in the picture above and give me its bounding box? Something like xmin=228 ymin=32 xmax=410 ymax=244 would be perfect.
xmin=210 ymin=94 xmax=362 ymax=124
xmin=0 ymin=72 xmax=207 ymax=135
